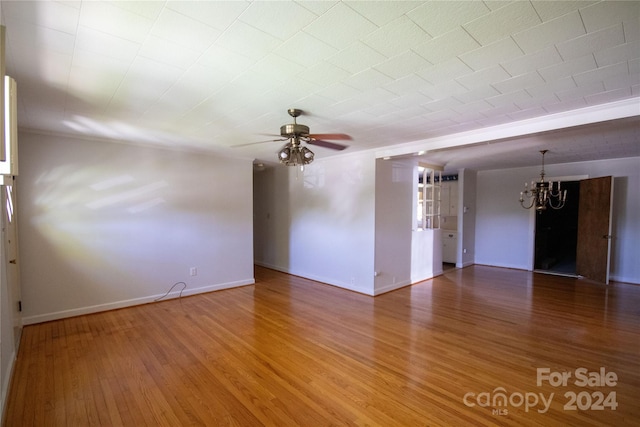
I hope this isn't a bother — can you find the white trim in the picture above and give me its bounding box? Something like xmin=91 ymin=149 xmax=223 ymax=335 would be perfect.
xmin=0 ymin=349 xmax=15 ymax=423
xmin=374 ymin=279 xmax=413 ymax=296
xmin=375 ymin=98 xmax=640 ymax=159
xmin=254 ymin=261 xmax=375 ymax=295
xmin=21 ymin=279 xmax=255 ymax=325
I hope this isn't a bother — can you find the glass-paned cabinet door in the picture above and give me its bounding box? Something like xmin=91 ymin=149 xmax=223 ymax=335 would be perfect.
xmin=417 ymin=165 xmax=442 ymax=230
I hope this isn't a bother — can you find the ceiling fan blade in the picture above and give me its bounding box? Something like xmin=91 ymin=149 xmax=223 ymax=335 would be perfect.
xmin=307 ymin=133 xmax=352 ymax=141
xmin=307 ymin=139 xmax=349 ymax=151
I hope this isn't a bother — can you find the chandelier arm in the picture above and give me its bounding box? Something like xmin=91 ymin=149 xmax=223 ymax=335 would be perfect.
xmin=519 ymin=196 xmax=536 ymax=209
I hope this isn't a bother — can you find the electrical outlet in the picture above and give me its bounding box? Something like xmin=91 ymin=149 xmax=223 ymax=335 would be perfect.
xmin=190 ymin=267 xmax=197 ymax=276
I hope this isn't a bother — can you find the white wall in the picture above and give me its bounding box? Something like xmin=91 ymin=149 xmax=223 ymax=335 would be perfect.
xmin=459 ymin=168 xmax=477 ymax=268
xmin=373 ymin=158 xmax=413 ymax=293
xmin=17 ymin=131 xmax=255 ymax=324
xmin=254 ymin=152 xmax=376 ymax=294
xmin=475 ymin=157 xmax=640 ymax=284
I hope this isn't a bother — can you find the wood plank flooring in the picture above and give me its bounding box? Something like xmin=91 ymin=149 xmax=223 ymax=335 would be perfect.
xmin=4 ymin=265 xmax=640 ymax=426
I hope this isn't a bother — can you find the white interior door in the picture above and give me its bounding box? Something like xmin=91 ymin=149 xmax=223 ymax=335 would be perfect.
xmin=2 ymin=180 xmax=21 ymax=347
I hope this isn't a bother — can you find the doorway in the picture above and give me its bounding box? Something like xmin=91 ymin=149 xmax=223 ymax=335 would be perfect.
xmin=534 ymin=180 xmax=580 ymax=276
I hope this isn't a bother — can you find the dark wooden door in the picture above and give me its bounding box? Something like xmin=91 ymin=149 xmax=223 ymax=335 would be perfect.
xmin=576 ymin=176 xmax=613 ymax=284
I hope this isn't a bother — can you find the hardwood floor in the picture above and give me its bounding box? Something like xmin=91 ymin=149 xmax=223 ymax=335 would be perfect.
xmin=4 ymin=266 xmax=640 ymax=426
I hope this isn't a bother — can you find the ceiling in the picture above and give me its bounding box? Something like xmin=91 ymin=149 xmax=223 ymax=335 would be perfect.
xmin=1 ymin=0 xmax=639 ymax=172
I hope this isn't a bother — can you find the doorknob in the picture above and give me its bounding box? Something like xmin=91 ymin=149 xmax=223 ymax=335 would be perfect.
xmin=9 ymin=259 xmax=16 ymax=264
xmin=602 ymin=235 xmax=612 ymax=239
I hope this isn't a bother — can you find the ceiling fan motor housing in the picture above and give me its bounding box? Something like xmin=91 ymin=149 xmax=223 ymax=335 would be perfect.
xmin=280 ymin=123 xmax=310 ymax=137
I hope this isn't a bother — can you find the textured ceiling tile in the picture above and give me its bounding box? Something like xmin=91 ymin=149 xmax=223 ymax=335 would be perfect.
xmin=515 ymin=93 xmax=560 ymax=110
xmin=303 ymin=2 xmax=378 ymax=49
xmin=464 ymin=1 xmax=541 ymax=45
xmin=298 ymin=61 xmax=351 ymax=86
xmin=485 ymin=89 xmax=533 ymax=108
xmin=273 ymin=32 xmax=338 ymax=67
xmin=165 ymin=0 xmax=250 ymax=30
xmin=421 ymin=96 xmax=463 ymax=113
xmin=70 ymin=49 xmax=130 ymax=84
xmin=387 ymin=91 xmax=433 ymax=109
xmin=108 ymin=57 xmax=185 ymax=112
xmin=595 ymin=40 xmax=640 ymax=67
xmin=513 ymin=11 xmax=585 ymax=54
xmin=420 ymin=79 xmax=468 ymax=100
xmin=459 ymin=37 xmax=524 ymax=71
xmin=586 ymin=87 xmax=633 ymax=105
xmin=407 ymin=1 xmax=490 ymax=37
xmin=531 ymin=0 xmax=596 ymax=22
xmin=197 ymin=45 xmax=255 ymax=80
xmin=112 ymin=1 xmax=165 ymax=21
xmin=456 ymin=66 xmax=511 ymax=90
xmin=493 ymin=71 xmax=546 ymax=94
xmin=580 ymin=1 xmax=640 ymax=32
xmin=362 ymin=15 xmax=431 ymax=57
xmin=623 ymin=14 xmax=640 ymax=42
xmin=556 ymin=24 xmax=625 ymax=61
xmin=214 ymin=21 xmax=281 ymax=60
xmin=327 ymin=42 xmax=387 ymax=74
xmin=526 ymin=76 xmax=577 ymax=98
xmin=38 ymin=51 xmax=73 ymax=86
xmin=239 ymin=1 xmax=318 ymax=40
xmin=508 ymin=106 xmax=548 ymax=121
xmin=413 ymin=27 xmax=480 ymax=64
xmin=572 ymin=61 xmax=630 ymax=86
xmin=250 ymin=54 xmax=306 ymax=83
xmin=3 ymin=0 xmax=80 ymax=34
xmin=139 ymin=35 xmax=201 ymax=69
xmin=80 ymin=1 xmax=154 ymax=43
xmin=374 ymin=51 xmax=431 ymax=79
xmin=342 ymin=68 xmax=394 ymax=91
xmin=383 ymin=74 xmax=431 ymax=96
xmin=75 ymin=26 xmax=140 ymax=62
xmin=603 ymin=71 xmax=640 ymax=91
xmin=314 ymin=83 xmax=362 ymax=102
xmin=417 ymin=58 xmax=473 ymax=84
xmin=36 ymin=26 xmax=76 ymax=56
xmin=345 ymin=1 xmax=421 ymax=26
xmin=555 ymin=80 xmax=605 ymax=102
xmin=156 ymin=64 xmax=227 ymax=110
xmin=450 ymin=99 xmax=493 ymax=116
xmin=501 ymin=46 xmax=563 ymax=77
xmin=538 ymin=55 xmax=597 ymax=81
xmin=454 ymin=86 xmax=501 ymax=104
xmin=151 ymin=8 xmax=222 ymax=52
xmin=268 ymin=77 xmax=326 ymax=104
xmin=295 ymin=0 xmax=338 ymax=16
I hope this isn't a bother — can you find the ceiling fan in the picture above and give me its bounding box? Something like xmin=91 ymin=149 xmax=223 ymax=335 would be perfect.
xmin=240 ymin=108 xmax=351 ymax=169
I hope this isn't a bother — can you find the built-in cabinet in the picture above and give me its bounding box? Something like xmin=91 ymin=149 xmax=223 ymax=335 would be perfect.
xmin=442 ymin=231 xmax=457 ymax=263
xmin=440 ymin=181 xmax=458 ymax=216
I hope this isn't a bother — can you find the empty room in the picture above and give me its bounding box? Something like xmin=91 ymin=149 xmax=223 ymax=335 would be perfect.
xmin=0 ymin=1 xmax=639 ymax=426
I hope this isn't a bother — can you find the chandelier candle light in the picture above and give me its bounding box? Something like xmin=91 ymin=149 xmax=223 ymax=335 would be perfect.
xmin=519 ymin=150 xmax=567 ymax=212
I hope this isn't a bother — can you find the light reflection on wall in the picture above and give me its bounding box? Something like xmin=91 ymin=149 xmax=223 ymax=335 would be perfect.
xmin=19 ymin=132 xmax=254 ymax=321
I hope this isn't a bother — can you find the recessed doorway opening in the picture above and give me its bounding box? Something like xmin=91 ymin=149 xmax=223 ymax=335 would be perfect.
xmin=534 ymin=180 xmax=580 ymax=277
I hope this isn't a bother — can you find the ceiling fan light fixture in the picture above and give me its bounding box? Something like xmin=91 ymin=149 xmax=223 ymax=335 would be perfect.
xmin=278 ymin=140 xmax=314 ymax=169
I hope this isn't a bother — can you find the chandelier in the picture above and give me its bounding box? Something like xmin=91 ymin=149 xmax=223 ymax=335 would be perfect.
xmin=519 ymin=150 xmax=567 ymax=212
xmin=278 ymin=137 xmax=314 ymax=170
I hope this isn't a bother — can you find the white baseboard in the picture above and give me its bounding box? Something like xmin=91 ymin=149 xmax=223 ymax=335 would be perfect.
xmin=21 ymin=278 xmax=255 ymax=325
xmin=374 ymin=279 xmax=412 ymax=295
xmin=255 ymin=262 xmax=375 ymax=295
xmin=0 ymin=349 xmax=16 ymax=423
